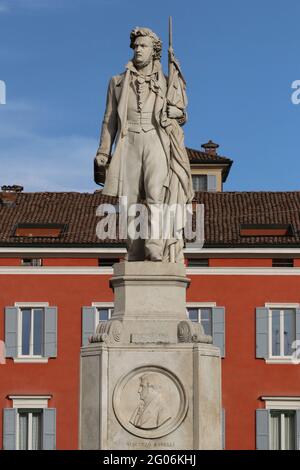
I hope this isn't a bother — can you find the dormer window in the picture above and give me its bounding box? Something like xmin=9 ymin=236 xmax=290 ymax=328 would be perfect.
xmin=14 ymin=223 xmax=66 ymax=238
xmin=192 ymin=175 xmax=217 ymax=192
xmin=240 ymin=224 xmax=294 ymax=237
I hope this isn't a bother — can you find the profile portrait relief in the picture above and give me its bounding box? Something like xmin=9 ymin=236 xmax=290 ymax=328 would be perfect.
xmin=129 ymin=373 xmax=171 ymax=429
xmin=113 ymin=365 xmax=188 ymax=439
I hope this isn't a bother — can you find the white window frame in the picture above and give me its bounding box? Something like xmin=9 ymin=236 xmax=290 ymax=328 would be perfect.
xmin=9 ymin=395 xmax=51 ymax=451
xmin=265 ymin=303 xmax=299 ymax=364
xmin=92 ymin=302 xmax=114 ymax=329
xmin=262 ymin=397 xmax=300 ymax=451
xmin=186 ymin=303 xmax=216 ymax=334
xmin=14 ymin=302 xmax=49 ymax=363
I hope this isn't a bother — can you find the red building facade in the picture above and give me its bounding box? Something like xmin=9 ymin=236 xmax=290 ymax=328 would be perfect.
xmin=1 ymin=148 xmax=300 ymax=450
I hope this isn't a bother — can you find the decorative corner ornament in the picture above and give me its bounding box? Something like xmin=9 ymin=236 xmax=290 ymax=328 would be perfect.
xmin=177 ymin=320 xmax=212 ymax=344
xmin=90 ymin=319 xmax=123 ymax=344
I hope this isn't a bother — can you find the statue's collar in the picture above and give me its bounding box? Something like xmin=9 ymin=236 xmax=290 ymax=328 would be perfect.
xmin=125 ymin=60 xmax=161 ymax=77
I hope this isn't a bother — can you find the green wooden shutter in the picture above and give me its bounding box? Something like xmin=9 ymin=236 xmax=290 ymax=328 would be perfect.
xmin=212 ymin=307 xmax=225 ymax=357
xmin=256 ymin=308 xmax=269 ymax=358
xmin=5 ymin=307 xmax=19 ymax=358
xmin=44 ymin=307 xmax=57 ymax=358
xmin=256 ymin=409 xmax=270 ymax=450
xmin=82 ymin=307 xmax=96 ymax=346
xmin=43 ymin=408 xmax=56 ymax=450
xmin=3 ymin=409 xmax=17 ymax=450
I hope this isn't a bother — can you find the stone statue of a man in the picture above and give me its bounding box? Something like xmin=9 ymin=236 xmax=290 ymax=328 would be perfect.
xmin=95 ymin=27 xmax=194 ymax=262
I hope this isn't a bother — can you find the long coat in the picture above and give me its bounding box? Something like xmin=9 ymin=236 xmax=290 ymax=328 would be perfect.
xmin=98 ymin=61 xmax=170 ymax=198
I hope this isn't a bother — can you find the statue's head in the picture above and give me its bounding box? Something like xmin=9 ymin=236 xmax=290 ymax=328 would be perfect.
xmin=130 ymin=27 xmax=162 ymax=67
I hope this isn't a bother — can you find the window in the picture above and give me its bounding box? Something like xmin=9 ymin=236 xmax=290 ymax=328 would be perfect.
xmin=21 ymin=258 xmax=42 ymax=267
xmin=187 ymin=258 xmax=209 ymax=267
xmin=272 ymin=258 xmax=294 ymax=268
xmin=240 ymin=224 xmax=293 ymax=237
xmin=20 ymin=307 xmax=45 ymax=357
xmin=18 ymin=409 xmax=43 ymax=450
xmin=256 ymin=305 xmax=300 ymax=363
xmin=256 ymin=398 xmax=300 ymax=450
xmin=192 ymin=175 xmax=207 ymax=191
xmin=97 ymin=306 xmax=114 ymax=322
xmin=3 ymin=396 xmax=56 ymax=450
xmin=5 ymin=305 xmax=57 ymax=362
xmin=270 ymin=309 xmax=296 ymax=358
xmin=82 ymin=304 xmax=114 ymax=346
xmin=187 ymin=307 xmax=212 ymax=336
xmin=270 ymin=410 xmax=295 ymax=450
xmin=98 ymin=258 xmax=119 ymax=267
xmin=186 ymin=305 xmax=225 ymax=357
xmin=191 ymin=174 xmax=217 ymax=192
xmin=14 ymin=223 xmax=65 ymax=238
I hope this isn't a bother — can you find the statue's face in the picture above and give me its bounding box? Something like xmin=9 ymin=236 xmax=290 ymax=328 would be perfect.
xmin=133 ymin=35 xmax=154 ymax=67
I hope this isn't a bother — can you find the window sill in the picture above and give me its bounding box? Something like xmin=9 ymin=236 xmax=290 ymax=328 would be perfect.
xmin=13 ymin=357 xmax=49 ymax=363
xmin=265 ymin=357 xmax=299 ymax=365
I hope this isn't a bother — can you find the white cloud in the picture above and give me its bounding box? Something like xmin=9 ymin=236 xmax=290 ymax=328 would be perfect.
xmin=1 ymin=134 xmax=98 ymax=192
xmin=0 ymin=100 xmax=98 ymax=192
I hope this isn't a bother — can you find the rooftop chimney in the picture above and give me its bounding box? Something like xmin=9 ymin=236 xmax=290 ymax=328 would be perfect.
xmin=201 ymin=140 xmax=219 ymax=156
xmin=0 ymin=185 xmax=23 ymax=206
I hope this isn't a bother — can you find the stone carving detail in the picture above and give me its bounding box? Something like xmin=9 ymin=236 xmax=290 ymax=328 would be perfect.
xmin=90 ymin=320 xmax=123 ymax=344
xmin=177 ymin=320 xmax=212 ymax=344
xmin=129 ymin=372 xmax=172 ymax=430
xmin=113 ymin=366 xmax=188 ymax=439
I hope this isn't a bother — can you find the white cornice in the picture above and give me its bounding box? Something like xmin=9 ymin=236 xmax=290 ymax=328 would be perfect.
xmin=185 ymin=247 xmax=300 ymax=255
xmin=261 ymin=397 xmax=300 ymax=409
xmin=186 ymin=267 xmax=300 ymax=275
xmin=0 ymin=266 xmax=299 ymax=275
xmin=0 ymin=246 xmax=300 ymax=256
xmin=0 ymin=266 xmax=113 ymax=274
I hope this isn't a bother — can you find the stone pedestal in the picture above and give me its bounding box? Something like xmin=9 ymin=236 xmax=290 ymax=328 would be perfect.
xmin=80 ymin=262 xmax=222 ymax=450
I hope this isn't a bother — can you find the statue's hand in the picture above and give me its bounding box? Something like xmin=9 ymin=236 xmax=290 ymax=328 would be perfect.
xmin=167 ymin=105 xmax=183 ymax=119
xmin=95 ymin=153 xmax=109 ymax=166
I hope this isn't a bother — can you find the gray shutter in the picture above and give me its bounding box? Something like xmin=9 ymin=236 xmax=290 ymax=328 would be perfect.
xmin=212 ymin=307 xmax=225 ymax=357
xmin=82 ymin=307 xmax=96 ymax=346
xmin=42 ymin=408 xmax=56 ymax=450
xmin=296 ymin=309 xmax=300 ymax=343
xmin=256 ymin=409 xmax=270 ymax=450
xmin=296 ymin=410 xmax=300 ymax=450
xmin=256 ymin=308 xmax=269 ymax=358
xmin=44 ymin=307 xmax=57 ymax=358
xmin=222 ymin=408 xmax=225 ymax=449
xmin=5 ymin=307 xmax=18 ymax=358
xmin=207 ymin=175 xmax=217 ymax=192
xmin=3 ymin=408 xmax=17 ymax=450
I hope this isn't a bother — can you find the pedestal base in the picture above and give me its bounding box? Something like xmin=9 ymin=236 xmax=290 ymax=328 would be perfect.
xmin=80 ymin=262 xmax=222 ymax=450
xmin=80 ymin=342 xmax=221 ymax=450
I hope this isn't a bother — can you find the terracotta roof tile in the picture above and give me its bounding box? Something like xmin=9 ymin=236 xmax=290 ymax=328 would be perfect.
xmin=0 ymin=191 xmax=299 ymax=248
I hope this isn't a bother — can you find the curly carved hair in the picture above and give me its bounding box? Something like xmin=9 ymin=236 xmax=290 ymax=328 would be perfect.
xmin=130 ymin=27 xmax=162 ymax=61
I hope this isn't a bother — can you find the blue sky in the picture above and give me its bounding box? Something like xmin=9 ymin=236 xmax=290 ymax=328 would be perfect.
xmin=0 ymin=0 xmax=300 ymax=192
